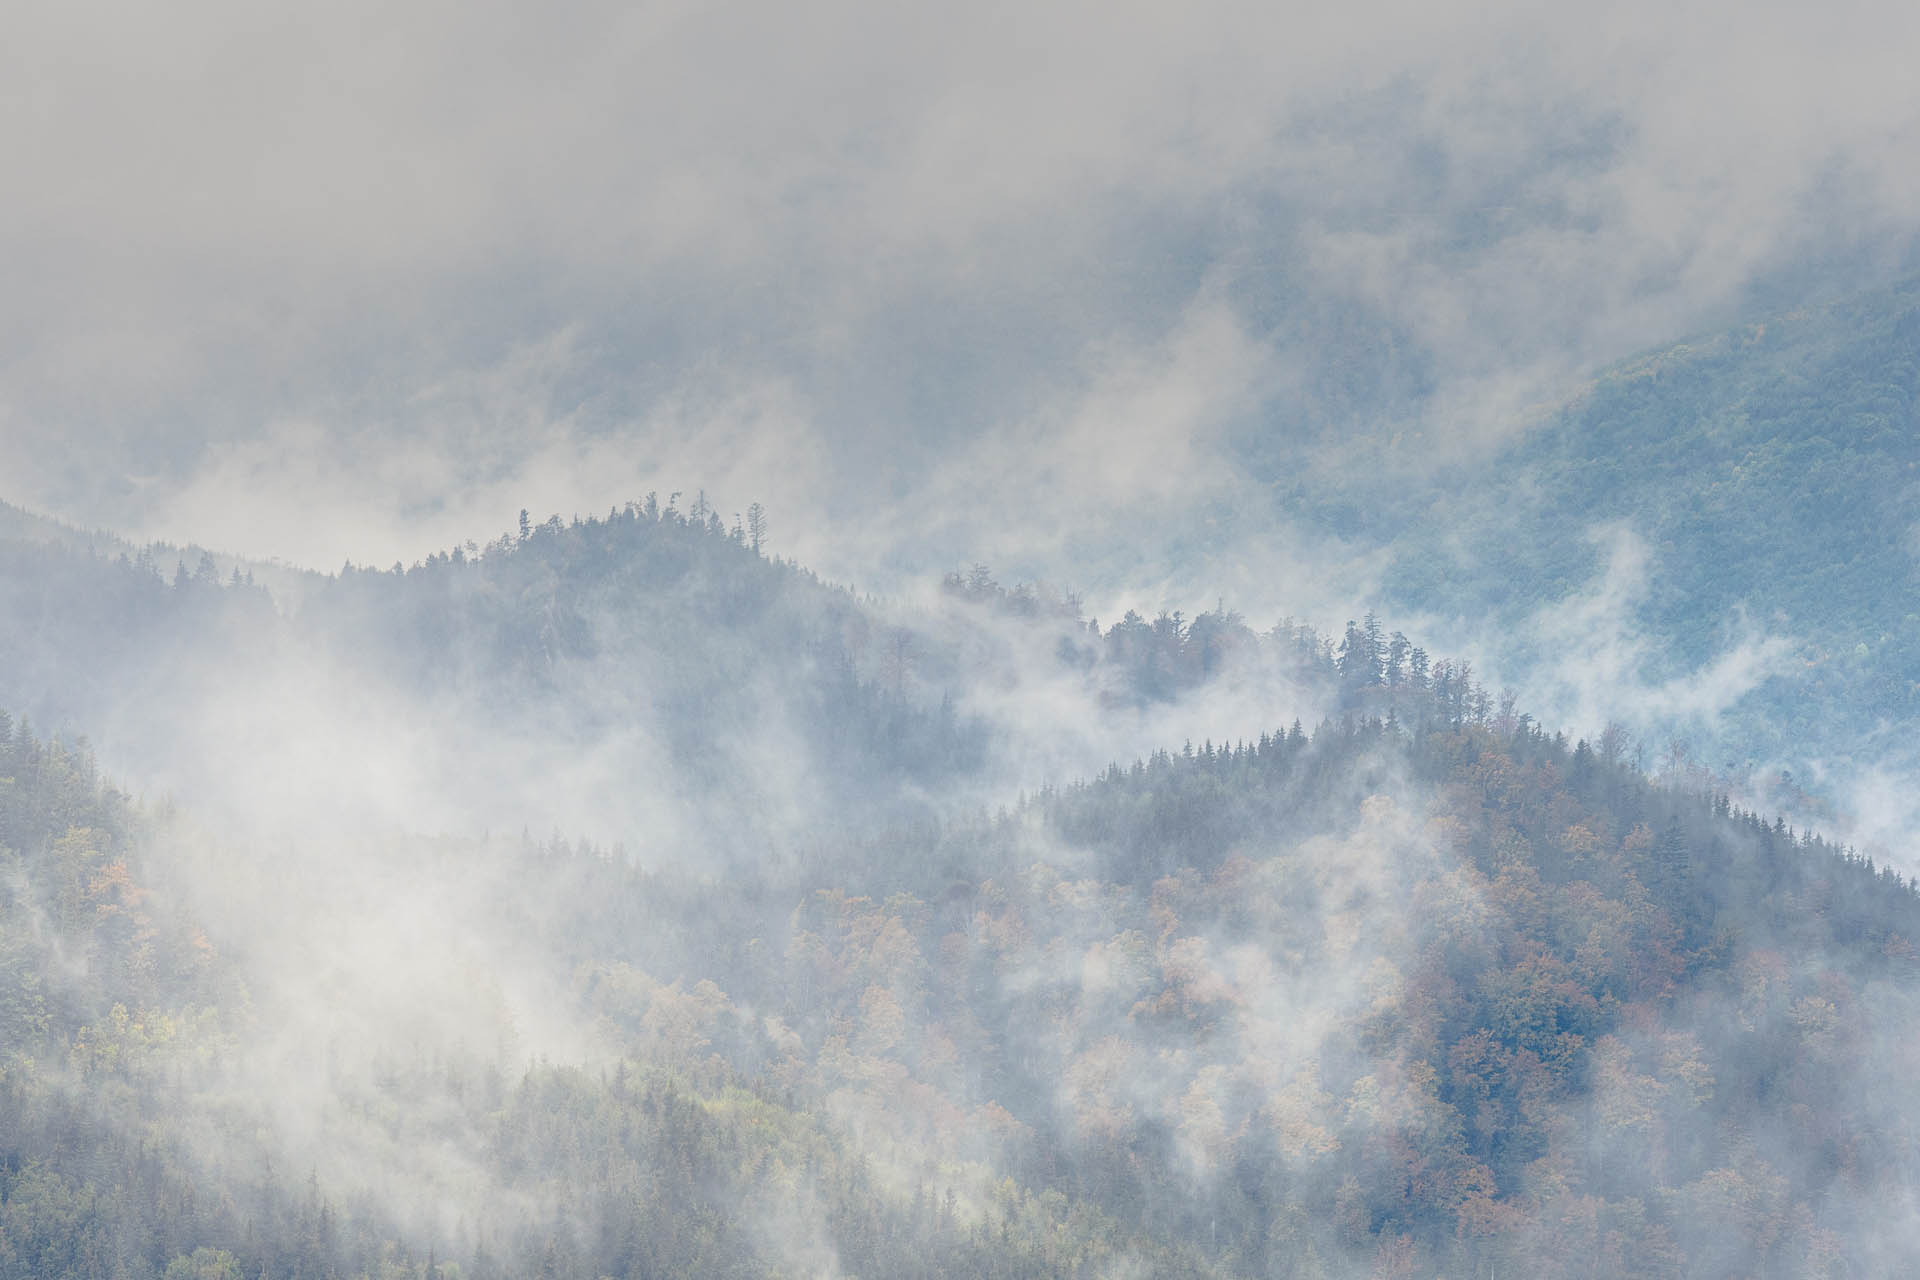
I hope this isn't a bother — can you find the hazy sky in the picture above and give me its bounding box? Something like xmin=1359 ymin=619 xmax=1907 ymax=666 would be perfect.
xmin=5 ymin=0 xmax=1919 ymax=592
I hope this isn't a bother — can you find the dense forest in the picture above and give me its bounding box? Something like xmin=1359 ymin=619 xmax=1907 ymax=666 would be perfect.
xmin=3 ymin=505 xmax=1918 ymax=1277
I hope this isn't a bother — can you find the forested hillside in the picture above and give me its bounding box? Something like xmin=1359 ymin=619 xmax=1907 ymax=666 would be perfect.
xmin=0 ymin=716 xmax=1220 ymax=1279
xmin=0 ymin=499 xmax=994 ymax=851
xmin=4 ymin=520 xmax=1918 ymax=1275
xmin=0 ymin=495 xmax=1338 ymax=850
xmin=1372 ymin=275 xmax=1920 ymax=776
xmin=12 ymin=0 xmax=1920 ymax=1272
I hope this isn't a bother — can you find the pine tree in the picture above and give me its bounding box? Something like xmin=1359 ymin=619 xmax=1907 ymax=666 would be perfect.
xmin=1655 ymin=815 xmax=1690 ymax=880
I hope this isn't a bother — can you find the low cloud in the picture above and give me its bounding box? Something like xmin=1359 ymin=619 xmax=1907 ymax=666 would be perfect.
xmin=1508 ymin=525 xmax=1795 ymax=745
xmin=7 ymin=0 xmax=1920 ymax=601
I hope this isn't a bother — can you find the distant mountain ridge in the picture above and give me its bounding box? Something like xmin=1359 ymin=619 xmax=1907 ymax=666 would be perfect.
xmin=0 ymin=496 xmax=324 ymax=604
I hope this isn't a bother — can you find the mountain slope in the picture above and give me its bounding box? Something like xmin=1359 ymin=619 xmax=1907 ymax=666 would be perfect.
xmin=0 ymin=495 xmax=1335 ymax=852
xmin=6 ymin=502 xmax=1920 ymax=1275
xmin=1375 ymin=276 xmax=1920 ymax=774
xmin=0 ymin=500 xmax=990 ymax=851
xmin=7 ymin=654 xmax=1920 ymax=1275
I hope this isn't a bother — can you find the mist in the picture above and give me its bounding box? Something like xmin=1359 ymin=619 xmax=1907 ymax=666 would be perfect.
xmin=5 ymin=1 xmax=1920 ymax=1276
xmin=8 ymin=0 xmax=1920 ymax=593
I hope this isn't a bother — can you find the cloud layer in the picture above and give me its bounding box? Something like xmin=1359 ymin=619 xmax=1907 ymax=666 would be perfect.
xmin=6 ymin=0 xmax=1920 ymax=593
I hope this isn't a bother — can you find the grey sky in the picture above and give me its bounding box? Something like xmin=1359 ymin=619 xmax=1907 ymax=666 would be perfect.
xmin=4 ymin=0 xmax=1919 ymax=589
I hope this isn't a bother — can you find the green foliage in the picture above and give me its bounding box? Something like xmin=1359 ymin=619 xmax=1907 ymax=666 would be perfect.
xmin=163 ymin=1248 xmax=241 ymax=1280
